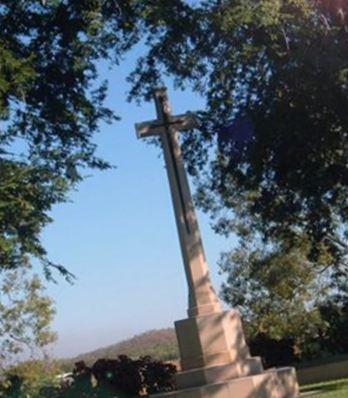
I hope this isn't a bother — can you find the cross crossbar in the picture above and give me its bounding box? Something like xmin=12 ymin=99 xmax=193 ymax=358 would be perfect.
xmin=135 ymin=112 xmax=197 ymax=139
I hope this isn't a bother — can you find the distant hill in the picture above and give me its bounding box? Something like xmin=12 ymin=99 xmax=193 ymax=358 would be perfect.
xmin=61 ymin=328 xmax=179 ymax=371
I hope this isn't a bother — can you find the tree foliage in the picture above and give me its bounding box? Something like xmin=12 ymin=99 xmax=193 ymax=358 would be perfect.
xmin=219 ymin=241 xmax=329 ymax=361
xmin=0 ymin=267 xmax=56 ymax=369
xmin=0 ymin=360 xmax=61 ymax=398
xmin=0 ymin=0 xmax=142 ymax=276
xmin=131 ymin=0 xmax=348 ymax=268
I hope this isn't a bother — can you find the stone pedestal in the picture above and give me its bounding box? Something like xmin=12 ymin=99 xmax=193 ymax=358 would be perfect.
xmin=175 ymin=310 xmax=251 ymax=371
xmin=157 ymin=310 xmax=299 ymax=398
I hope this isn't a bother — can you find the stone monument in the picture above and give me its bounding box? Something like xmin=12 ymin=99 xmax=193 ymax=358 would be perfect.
xmin=135 ymin=88 xmax=299 ymax=398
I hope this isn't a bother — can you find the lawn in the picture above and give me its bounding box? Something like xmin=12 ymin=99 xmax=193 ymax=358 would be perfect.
xmin=301 ymin=378 xmax=348 ymax=397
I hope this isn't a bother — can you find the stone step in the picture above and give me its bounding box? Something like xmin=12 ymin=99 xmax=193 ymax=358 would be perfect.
xmin=176 ymin=357 xmax=264 ymax=389
xmin=155 ymin=367 xmax=299 ymax=398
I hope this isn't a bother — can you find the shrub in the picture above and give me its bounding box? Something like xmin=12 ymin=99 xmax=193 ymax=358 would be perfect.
xmin=91 ymin=355 xmax=176 ymax=396
xmin=0 ymin=360 xmax=61 ymax=398
xmin=44 ymin=355 xmax=176 ymax=398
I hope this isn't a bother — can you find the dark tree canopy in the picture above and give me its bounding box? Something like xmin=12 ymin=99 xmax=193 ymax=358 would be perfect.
xmin=130 ymin=0 xmax=348 ymax=267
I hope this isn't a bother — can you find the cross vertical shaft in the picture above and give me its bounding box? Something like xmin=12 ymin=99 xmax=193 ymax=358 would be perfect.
xmin=136 ymin=88 xmax=221 ymax=317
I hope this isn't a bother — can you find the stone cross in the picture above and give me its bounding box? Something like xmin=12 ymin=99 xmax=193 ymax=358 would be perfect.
xmin=134 ymin=88 xmax=299 ymax=398
xmin=135 ymin=88 xmax=221 ymax=317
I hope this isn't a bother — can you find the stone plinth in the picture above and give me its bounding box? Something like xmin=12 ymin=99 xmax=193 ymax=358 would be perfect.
xmin=168 ymin=310 xmax=299 ymax=398
xmin=175 ymin=310 xmax=251 ymax=371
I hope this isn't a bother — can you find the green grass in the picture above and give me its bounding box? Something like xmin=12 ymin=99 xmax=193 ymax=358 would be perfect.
xmin=301 ymin=378 xmax=348 ymax=397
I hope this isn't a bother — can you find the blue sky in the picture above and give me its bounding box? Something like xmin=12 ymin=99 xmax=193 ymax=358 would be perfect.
xmin=42 ymin=49 xmax=235 ymax=358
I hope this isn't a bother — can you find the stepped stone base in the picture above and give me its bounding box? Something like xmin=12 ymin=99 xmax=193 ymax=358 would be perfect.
xmin=156 ymin=367 xmax=299 ymax=398
xmin=160 ymin=310 xmax=299 ymax=398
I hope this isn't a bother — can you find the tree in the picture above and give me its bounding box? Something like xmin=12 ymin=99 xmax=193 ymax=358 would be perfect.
xmin=128 ymin=0 xmax=348 ymax=357
xmin=0 ymin=0 xmax=141 ymax=277
xmin=219 ymin=240 xmax=329 ymax=363
xmin=0 ymin=267 xmax=56 ymax=369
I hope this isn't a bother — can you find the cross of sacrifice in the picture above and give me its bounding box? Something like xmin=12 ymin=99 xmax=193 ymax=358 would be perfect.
xmin=135 ymin=88 xmax=221 ymax=317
